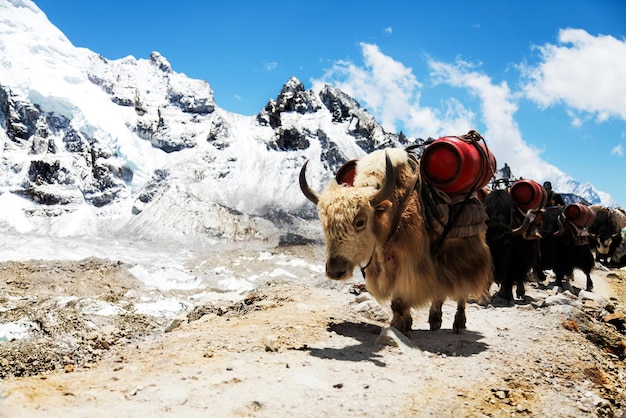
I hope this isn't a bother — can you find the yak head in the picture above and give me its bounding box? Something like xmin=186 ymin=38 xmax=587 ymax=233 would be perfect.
xmin=540 ymin=206 xmax=567 ymax=238
xmin=589 ymin=208 xmax=622 ymax=255
xmin=299 ymin=151 xmax=399 ymax=280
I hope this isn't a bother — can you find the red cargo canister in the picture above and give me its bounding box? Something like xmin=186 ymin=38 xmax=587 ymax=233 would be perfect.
xmin=565 ymin=203 xmax=596 ymax=228
xmin=421 ymin=136 xmax=496 ymax=194
xmin=510 ymin=179 xmax=547 ymax=211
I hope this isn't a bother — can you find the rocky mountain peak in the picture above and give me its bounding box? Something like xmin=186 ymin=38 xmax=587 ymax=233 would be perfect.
xmin=87 ymin=51 xmax=216 ymax=153
xmin=275 ymin=76 xmax=321 ymax=114
xmin=0 ymin=0 xmax=614 ymax=243
xmin=319 ymin=84 xmax=363 ymax=123
xmin=149 ymin=51 xmax=172 ymax=73
xmin=319 ymin=84 xmax=403 ymax=153
xmin=257 ymin=77 xmax=323 ymax=129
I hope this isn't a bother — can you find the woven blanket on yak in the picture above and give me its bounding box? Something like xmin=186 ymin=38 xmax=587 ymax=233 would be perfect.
xmin=423 ymin=184 xmax=488 ymax=240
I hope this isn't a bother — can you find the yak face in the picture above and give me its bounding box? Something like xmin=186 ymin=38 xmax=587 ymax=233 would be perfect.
xmin=299 ymin=151 xmax=397 ymax=280
xmin=540 ymin=206 xmax=566 ymax=238
xmin=597 ymin=237 xmax=613 ymax=255
xmin=589 ymin=208 xmax=621 ymax=257
xmin=316 ymin=186 xmax=382 ymax=279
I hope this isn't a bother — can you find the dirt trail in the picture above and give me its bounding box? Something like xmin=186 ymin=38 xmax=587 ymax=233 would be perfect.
xmin=1 ymin=254 xmax=626 ymax=417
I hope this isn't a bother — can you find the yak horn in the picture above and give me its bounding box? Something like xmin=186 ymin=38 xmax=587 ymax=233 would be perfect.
xmin=299 ymin=160 xmax=320 ymax=205
xmin=371 ymin=151 xmax=396 ymax=206
xmin=512 ymin=209 xmax=535 ymax=236
xmin=554 ymin=214 xmax=566 ymax=237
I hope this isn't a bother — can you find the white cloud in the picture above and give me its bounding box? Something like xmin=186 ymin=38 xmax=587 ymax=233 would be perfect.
xmin=612 ymin=143 xmax=624 ymax=157
xmin=427 ymin=58 xmax=561 ymax=182
xmin=383 ymin=27 xmax=392 ymax=35
xmin=566 ymin=109 xmax=584 ymax=127
xmin=522 ymin=29 xmax=626 ymax=122
xmin=310 ymin=38 xmax=621 ymax=205
xmin=313 ymin=43 xmax=566 ymax=183
xmin=311 ymin=42 xmax=471 ymax=137
xmin=264 ymin=62 xmax=278 ymax=71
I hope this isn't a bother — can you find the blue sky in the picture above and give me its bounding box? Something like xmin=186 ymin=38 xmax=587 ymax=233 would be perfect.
xmin=34 ymin=0 xmax=626 ymax=207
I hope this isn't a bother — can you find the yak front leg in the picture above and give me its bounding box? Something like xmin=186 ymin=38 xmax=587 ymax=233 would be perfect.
xmin=390 ymin=298 xmax=412 ymax=334
xmin=453 ymin=299 xmax=467 ymax=333
xmin=585 ymin=273 xmax=593 ymax=291
xmin=554 ymin=272 xmax=565 ymax=287
xmin=515 ymin=278 xmax=526 ymax=300
xmin=428 ymin=300 xmax=443 ymax=331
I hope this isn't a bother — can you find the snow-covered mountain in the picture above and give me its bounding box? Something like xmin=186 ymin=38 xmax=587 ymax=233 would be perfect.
xmin=0 ymin=0 xmax=613 ymax=247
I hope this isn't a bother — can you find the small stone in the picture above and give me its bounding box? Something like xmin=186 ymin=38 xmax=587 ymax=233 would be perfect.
xmin=264 ymin=337 xmax=280 ymax=352
xmin=165 ymin=318 xmax=183 ymax=333
xmin=84 ymin=332 xmax=98 ymax=341
xmin=97 ymin=338 xmax=110 ymax=349
xmin=603 ymin=312 xmax=626 ymax=324
xmin=354 ymin=294 xmax=371 ymax=303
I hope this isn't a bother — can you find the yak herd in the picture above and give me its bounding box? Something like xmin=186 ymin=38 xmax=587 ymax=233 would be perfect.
xmin=300 ymin=135 xmax=626 ymax=333
xmin=483 ymin=180 xmax=626 ymax=304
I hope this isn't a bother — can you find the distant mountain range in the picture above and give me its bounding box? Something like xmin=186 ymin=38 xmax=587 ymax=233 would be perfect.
xmin=0 ymin=0 xmax=613 ymax=246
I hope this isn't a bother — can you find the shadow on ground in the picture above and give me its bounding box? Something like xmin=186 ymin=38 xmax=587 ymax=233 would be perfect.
xmin=306 ymin=320 xmax=488 ymax=365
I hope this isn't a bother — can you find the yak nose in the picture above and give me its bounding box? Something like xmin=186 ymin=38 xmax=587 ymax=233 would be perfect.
xmin=326 ymin=256 xmax=353 ymax=280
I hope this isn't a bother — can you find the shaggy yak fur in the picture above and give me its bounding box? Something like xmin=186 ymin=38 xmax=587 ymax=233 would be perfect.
xmin=535 ymin=206 xmax=595 ymax=291
xmin=588 ymin=206 xmax=626 ymax=265
xmin=484 ymin=189 xmax=540 ymax=303
xmin=300 ymin=148 xmax=492 ymax=333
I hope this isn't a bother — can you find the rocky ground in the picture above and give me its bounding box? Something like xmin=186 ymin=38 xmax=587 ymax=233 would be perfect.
xmin=1 ymin=245 xmax=626 ymax=417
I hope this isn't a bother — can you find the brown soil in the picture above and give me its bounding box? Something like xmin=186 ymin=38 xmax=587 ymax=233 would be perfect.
xmin=1 ymin=249 xmax=626 ymax=417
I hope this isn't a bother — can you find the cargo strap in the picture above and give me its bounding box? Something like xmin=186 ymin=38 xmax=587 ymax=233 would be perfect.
xmin=566 ymin=219 xmax=591 ymax=246
xmin=406 ymin=130 xmax=493 ymax=257
xmin=406 ymin=153 xmax=483 ymax=256
xmin=430 ymin=190 xmax=479 ymax=256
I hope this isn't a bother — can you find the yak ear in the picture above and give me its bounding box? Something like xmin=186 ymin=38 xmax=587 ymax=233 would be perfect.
xmin=375 ymin=200 xmax=393 ymax=212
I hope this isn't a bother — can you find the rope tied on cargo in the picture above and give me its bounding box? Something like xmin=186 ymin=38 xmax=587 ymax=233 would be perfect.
xmin=406 ymin=130 xmax=495 ymax=256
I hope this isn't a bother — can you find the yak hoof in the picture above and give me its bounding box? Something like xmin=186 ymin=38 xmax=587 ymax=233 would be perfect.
xmin=452 ymin=325 xmax=466 ymax=334
xmin=429 ymin=320 xmax=442 ymax=331
xmin=391 ymin=315 xmax=413 ymax=334
xmin=453 ymin=315 xmax=466 ymax=333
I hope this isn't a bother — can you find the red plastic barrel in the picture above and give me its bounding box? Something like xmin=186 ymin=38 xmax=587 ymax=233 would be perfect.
xmin=565 ymin=203 xmax=596 ymax=228
xmin=510 ymin=179 xmax=547 ymax=211
xmin=421 ymin=136 xmax=496 ymax=193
